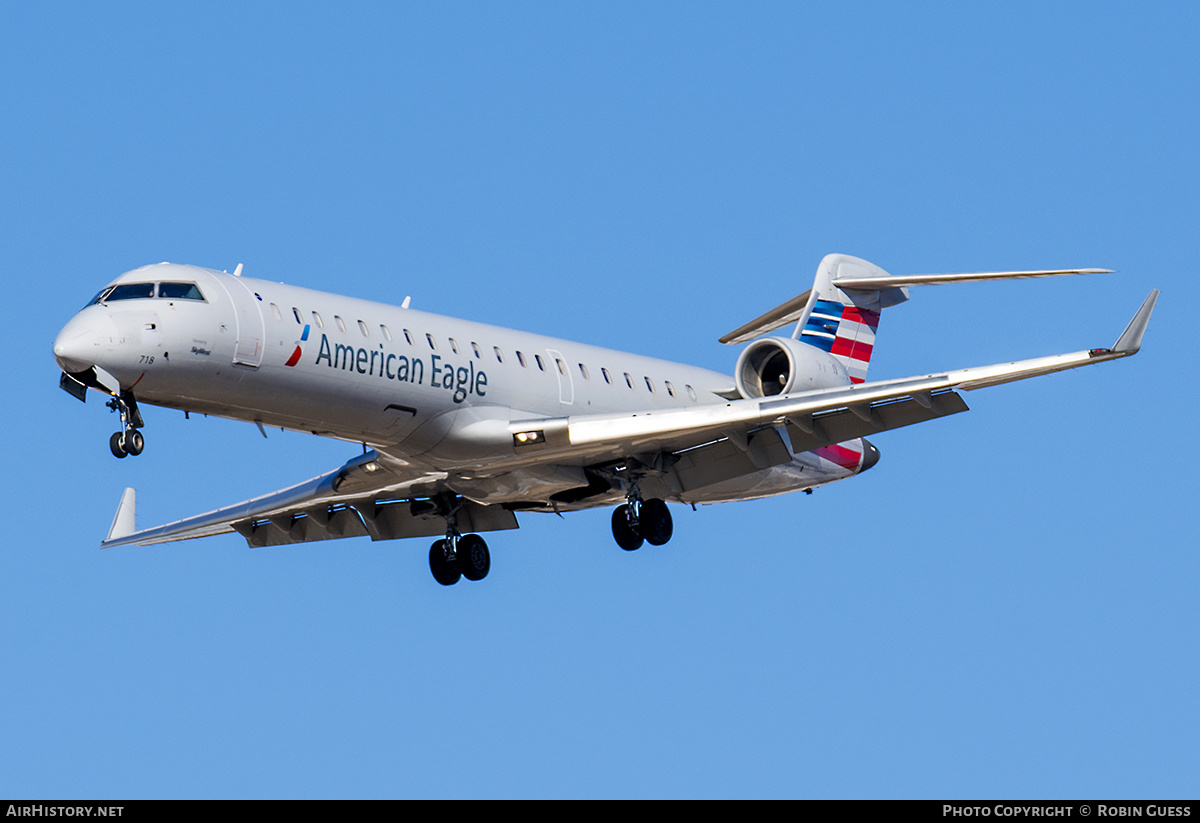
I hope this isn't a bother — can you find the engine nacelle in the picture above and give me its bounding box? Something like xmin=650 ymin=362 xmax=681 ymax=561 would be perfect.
xmin=734 ymin=336 xmax=852 ymax=399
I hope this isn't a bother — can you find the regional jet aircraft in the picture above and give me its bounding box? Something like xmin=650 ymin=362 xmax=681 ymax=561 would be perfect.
xmin=53 ymin=254 xmax=1158 ymax=584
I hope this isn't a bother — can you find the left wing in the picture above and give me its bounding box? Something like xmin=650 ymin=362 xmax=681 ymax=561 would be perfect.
xmin=102 ymin=450 xmax=517 ymax=548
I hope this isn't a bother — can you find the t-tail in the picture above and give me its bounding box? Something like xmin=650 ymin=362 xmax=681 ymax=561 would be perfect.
xmin=720 ymin=253 xmax=1113 ymax=385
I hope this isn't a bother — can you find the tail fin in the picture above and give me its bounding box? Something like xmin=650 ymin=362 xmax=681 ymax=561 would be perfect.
xmin=720 ymin=253 xmax=1112 ymax=384
xmin=796 ymin=254 xmax=909 ymax=384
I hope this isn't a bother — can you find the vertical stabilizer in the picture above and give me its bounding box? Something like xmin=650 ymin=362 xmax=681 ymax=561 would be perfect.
xmin=794 ymin=254 xmax=910 ymax=383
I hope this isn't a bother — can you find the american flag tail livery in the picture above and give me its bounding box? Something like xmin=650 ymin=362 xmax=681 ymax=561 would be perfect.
xmin=793 ymin=254 xmax=911 ymax=384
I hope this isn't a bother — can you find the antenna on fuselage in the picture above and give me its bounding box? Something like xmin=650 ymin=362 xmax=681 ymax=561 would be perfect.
xmin=232 ymin=263 xmax=244 ymax=277
xmin=401 ymin=296 xmax=411 ymax=309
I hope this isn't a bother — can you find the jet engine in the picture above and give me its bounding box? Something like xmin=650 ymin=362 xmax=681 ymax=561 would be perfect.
xmin=734 ymin=336 xmax=851 ymax=399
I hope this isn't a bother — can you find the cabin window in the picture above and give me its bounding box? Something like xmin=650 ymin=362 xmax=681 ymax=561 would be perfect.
xmin=557 ymin=359 xmax=567 ymax=375
xmin=494 ymin=346 xmax=504 ymax=363
xmin=516 ymin=351 xmax=527 ymax=368
xmin=644 ymin=376 xmax=655 ymax=393
xmin=579 ymin=363 xmax=590 ymax=380
xmin=294 ymin=308 xmax=303 ymax=324
xmin=335 ymin=315 xmax=347 ymax=332
xmin=312 ymin=311 xmax=324 ymax=329
xmin=534 ymin=354 xmax=545 ymax=371
xmin=686 ymin=385 xmax=697 ymax=401
xmin=270 ymin=303 xmax=282 ymax=320
xmin=624 ymin=372 xmax=633 ymax=389
xmin=665 ymin=381 xmax=675 ymax=397
xmin=449 ymin=338 xmax=460 ymax=354
xmin=158 ymin=282 xmax=204 ymax=300
xmin=426 ymin=333 xmax=436 ymax=350
xmin=358 ymin=320 xmax=370 ymax=337
xmin=601 ymin=368 xmax=612 ymax=384
xmin=471 ymin=342 xmax=481 ymax=358
xmin=403 ymin=329 xmax=413 ymax=345
xmin=380 ymin=324 xmax=392 ymax=341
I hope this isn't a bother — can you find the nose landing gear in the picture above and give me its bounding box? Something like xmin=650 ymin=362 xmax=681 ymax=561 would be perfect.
xmin=106 ymin=392 xmax=145 ymax=458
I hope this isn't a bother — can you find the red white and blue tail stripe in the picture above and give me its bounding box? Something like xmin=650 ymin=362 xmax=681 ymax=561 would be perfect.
xmin=800 ymin=299 xmax=880 ymax=384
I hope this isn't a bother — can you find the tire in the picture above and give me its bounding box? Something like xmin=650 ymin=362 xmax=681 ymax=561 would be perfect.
xmin=125 ymin=429 xmax=144 ymax=456
xmin=429 ymin=540 xmax=461 ymax=586
xmin=110 ymin=432 xmax=128 ymax=459
xmin=457 ymin=534 xmax=490 ymax=581
xmin=640 ymin=498 xmax=673 ymax=546
xmin=611 ymin=504 xmax=644 ymax=551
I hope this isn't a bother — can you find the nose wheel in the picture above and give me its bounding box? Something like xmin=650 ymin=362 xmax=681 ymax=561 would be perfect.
xmin=109 ymin=429 xmax=144 ymax=458
xmin=106 ymin=392 xmax=145 ymax=458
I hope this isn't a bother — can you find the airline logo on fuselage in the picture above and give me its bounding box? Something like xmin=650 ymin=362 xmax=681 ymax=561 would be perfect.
xmin=310 ymin=333 xmax=487 ymax=403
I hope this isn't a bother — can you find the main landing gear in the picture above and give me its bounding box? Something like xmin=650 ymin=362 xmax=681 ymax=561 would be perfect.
xmin=422 ymin=493 xmax=491 ymax=585
xmin=429 ymin=533 xmax=491 ymax=586
xmin=107 ymin=392 xmax=145 ymax=459
xmin=610 ymin=476 xmax=674 ymax=551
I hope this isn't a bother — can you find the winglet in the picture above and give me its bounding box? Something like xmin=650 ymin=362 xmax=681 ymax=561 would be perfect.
xmin=1112 ymin=289 xmax=1160 ymax=354
xmin=105 ymin=488 xmax=136 ymax=545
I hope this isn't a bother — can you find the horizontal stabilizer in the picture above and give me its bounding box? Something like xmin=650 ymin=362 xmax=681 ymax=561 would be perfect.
xmin=719 ymin=290 xmax=812 ymax=345
xmin=833 ymin=268 xmax=1112 ymax=290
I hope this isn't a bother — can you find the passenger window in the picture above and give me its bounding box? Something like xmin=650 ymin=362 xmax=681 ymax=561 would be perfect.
xmin=579 ymin=364 xmax=590 ymax=380
xmin=665 ymin=381 xmax=675 ymax=397
xmin=380 ymin=324 xmax=392 ymax=341
xmin=312 ymin=311 xmax=324 ymax=329
xmin=270 ymin=303 xmax=282 ymax=321
xmin=403 ymin=329 xmax=413 ymax=345
xmin=471 ymin=342 xmax=481 ymax=358
xmin=449 ymin=338 xmax=460 ymax=354
xmin=294 ymin=308 xmax=303 ymax=324
xmin=517 ymin=351 xmax=527 ymax=367
xmin=557 ymin=359 xmax=567 ymax=375
xmin=601 ymin=368 xmax=612 ymax=384
xmin=644 ymin=376 xmax=655 ymax=392
xmin=494 ymin=346 xmax=504 ymax=363
xmin=359 ymin=320 xmax=370 ymax=337
xmin=534 ymin=354 xmax=545 ymax=371
xmin=335 ymin=315 xmax=347 ymax=332
xmin=624 ymin=372 xmax=633 ymax=389
xmin=686 ymin=385 xmax=697 ymax=401
xmin=426 ymin=333 xmax=436 ymax=350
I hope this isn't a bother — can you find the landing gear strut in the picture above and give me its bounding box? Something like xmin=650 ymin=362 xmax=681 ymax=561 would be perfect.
xmin=422 ymin=494 xmax=491 ymax=585
xmin=610 ymin=474 xmax=673 ymax=551
xmin=107 ymin=392 xmax=145 ymax=458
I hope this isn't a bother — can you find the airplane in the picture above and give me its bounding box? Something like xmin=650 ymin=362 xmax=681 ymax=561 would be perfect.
xmin=53 ymin=254 xmax=1158 ymax=585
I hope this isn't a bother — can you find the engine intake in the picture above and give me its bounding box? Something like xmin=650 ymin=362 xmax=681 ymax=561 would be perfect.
xmin=734 ymin=336 xmax=850 ymax=399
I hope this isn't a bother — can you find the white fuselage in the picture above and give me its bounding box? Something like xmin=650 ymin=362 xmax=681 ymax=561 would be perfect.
xmin=54 ymin=263 xmax=865 ymax=510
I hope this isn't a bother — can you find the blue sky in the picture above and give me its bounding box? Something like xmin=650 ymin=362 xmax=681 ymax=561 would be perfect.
xmin=2 ymin=2 xmax=1196 ymax=799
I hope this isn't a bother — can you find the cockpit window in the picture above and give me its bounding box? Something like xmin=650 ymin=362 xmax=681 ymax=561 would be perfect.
xmin=104 ymin=283 xmax=156 ymax=302
xmin=158 ymin=282 xmax=204 ymax=300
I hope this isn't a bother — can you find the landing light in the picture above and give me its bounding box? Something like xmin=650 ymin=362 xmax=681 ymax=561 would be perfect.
xmin=363 ymin=461 xmax=380 ymax=473
xmin=513 ymin=430 xmax=545 ymax=447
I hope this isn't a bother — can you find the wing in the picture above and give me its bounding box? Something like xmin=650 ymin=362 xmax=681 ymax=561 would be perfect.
xmin=101 ymin=450 xmax=517 ymax=549
xmin=511 ymin=290 xmax=1159 ymax=462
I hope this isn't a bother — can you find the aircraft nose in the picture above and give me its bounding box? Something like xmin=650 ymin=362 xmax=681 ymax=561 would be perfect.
xmin=53 ymin=311 xmax=114 ymax=373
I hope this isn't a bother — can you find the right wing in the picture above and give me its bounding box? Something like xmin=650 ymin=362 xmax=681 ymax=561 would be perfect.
xmin=518 ymin=290 xmax=1159 ymax=460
